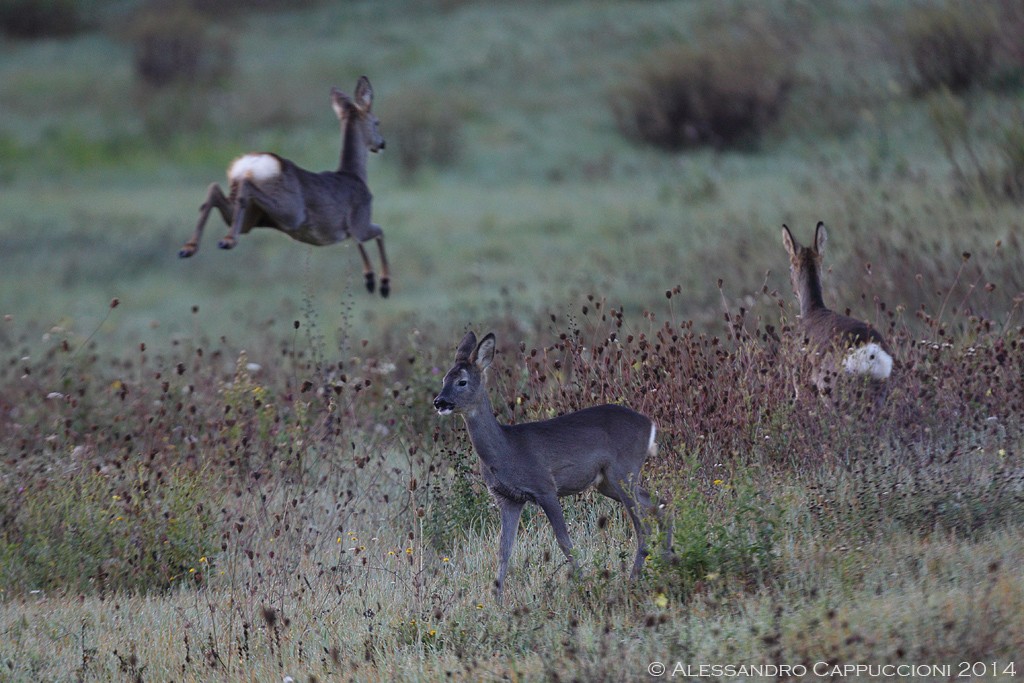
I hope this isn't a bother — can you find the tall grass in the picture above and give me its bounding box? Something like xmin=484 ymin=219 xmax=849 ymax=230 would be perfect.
xmin=1 ymin=271 xmax=1022 ymax=677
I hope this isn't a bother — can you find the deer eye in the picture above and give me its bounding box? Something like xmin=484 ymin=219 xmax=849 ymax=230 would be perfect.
xmin=457 ymin=379 xmax=468 ymax=387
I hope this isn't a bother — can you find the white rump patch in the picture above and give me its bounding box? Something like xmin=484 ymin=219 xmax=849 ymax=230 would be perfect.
xmin=843 ymin=342 xmax=893 ymax=380
xmin=228 ymin=154 xmax=281 ymax=183
xmin=647 ymin=424 xmax=658 ymax=457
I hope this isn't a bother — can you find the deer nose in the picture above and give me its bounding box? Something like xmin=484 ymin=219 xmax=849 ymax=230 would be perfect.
xmin=433 ymin=396 xmax=453 ymax=412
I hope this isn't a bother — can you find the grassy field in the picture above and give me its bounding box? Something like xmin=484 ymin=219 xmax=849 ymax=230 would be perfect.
xmin=1 ymin=0 xmax=1023 ymax=680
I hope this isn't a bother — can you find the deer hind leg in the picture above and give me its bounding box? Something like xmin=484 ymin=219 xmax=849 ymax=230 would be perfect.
xmin=373 ymin=232 xmax=390 ymax=298
xmin=634 ymin=483 xmax=673 ymax=564
xmin=535 ymin=494 xmax=579 ymax=579
xmin=221 ymin=179 xmax=283 ymax=250
xmin=180 ymin=183 xmax=232 ymax=258
xmin=356 ymin=243 xmax=376 ymax=294
xmin=495 ymin=498 xmax=524 ymax=605
xmin=598 ymin=475 xmax=654 ymax=580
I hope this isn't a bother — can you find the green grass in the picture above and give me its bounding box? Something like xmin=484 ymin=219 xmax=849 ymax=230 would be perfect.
xmin=1 ymin=0 xmax=1023 ymax=679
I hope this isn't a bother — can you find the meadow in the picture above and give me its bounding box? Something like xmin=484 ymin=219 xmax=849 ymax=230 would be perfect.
xmin=1 ymin=0 xmax=1023 ymax=680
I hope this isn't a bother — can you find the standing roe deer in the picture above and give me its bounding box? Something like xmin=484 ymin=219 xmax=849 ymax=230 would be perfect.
xmin=433 ymin=331 xmax=669 ymax=603
xmin=178 ymin=76 xmax=391 ymax=297
xmin=782 ymin=222 xmax=893 ymax=400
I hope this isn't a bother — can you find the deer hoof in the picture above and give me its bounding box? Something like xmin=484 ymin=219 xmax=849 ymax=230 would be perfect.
xmin=217 ymin=238 xmax=235 ymax=250
xmin=380 ymin=278 xmax=390 ymax=298
xmin=364 ymin=272 xmax=376 ymax=294
xmin=178 ymin=246 xmax=197 ymax=258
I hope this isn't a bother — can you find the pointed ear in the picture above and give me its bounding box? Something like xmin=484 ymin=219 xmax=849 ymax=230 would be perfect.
xmin=781 ymin=224 xmax=798 ymax=258
xmin=473 ymin=333 xmax=496 ymax=371
xmin=330 ymin=87 xmax=351 ymax=120
xmin=814 ymin=221 xmax=827 ymax=255
xmin=454 ymin=331 xmax=477 ymax=362
xmin=354 ymin=76 xmax=373 ymax=112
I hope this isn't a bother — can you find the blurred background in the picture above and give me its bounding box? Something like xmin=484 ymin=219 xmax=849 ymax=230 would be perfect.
xmin=1 ymin=0 xmax=1022 ymax=357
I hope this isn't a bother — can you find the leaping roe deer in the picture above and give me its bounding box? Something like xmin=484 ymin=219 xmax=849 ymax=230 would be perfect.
xmin=433 ymin=332 xmax=669 ymax=603
xmin=178 ymin=76 xmax=391 ymax=297
xmin=782 ymin=222 xmax=893 ymax=401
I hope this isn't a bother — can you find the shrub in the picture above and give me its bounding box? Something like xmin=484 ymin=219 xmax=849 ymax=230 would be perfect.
xmin=0 ymin=469 xmax=218 ymax=594
xmin=901 ymin=3 xmax=998 ymax=94
xmin=124 ymin=3 xmax=233 ymax=89
xmin=611 ymin=29 xmax=793 ymax=151
xmin=0 ymin=0 xmax=87 ymax=38
xmin=991 ymin=0 xmax=1024 ymax=87
xmin=651 ymin=471 xmax=781 ymax=598
xmin=384 ymin=87 xmax=462 ymax=181
xmin=120 ymin=3 xmax=235 ymax=139
xmin=423 ymin=440 xmax=493 ymax=553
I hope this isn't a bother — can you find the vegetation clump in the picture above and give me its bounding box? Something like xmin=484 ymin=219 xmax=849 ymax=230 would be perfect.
xmin=901 ymin=3 xmax=998 ymax=94
xmin=0 ymin=0 xmax=88 ymax=38
xmin=124 ymin=4 xmax=234 ymax=89
xmin=385 ymin=87 xmax=463 ymax=181
xmin=611 ymin=27 xmax=794 ymax=150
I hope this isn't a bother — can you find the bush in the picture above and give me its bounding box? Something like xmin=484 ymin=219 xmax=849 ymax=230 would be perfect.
xmin=120 ymin=3 xmax=235 ymax=139
xmin=991 ymin=0 xmax=1024 ymax=87
xmin=384 ymin=87 xmax=463 ymax=181
xmin=0 ymin=469 xmax=218 ymax=594
xmin=423 ymin=440 xmax=493 ymax=552
xmin=124 ymin=3 xmax=233 ymax=89
xmin=902 ymin=3 xmax=998 ymax=94
xmin=652 ymin=473 xmax=781 ymax=598
xmin=0 ymin=0 xmax=88 ymax=38
xmin=611 ymin=29 xmax=793 ymax=151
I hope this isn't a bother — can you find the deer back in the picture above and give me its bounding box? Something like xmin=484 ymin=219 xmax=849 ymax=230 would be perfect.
xmin=499 ymin=405 xmax=654 ymax=497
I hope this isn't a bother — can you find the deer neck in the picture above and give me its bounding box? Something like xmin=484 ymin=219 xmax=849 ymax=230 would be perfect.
xmin=460 ymin=392 xmax=510 ymax=467
xmin=796 ymin=266 xmax=828 ymax=318
xmin=338 ymin=119 xmax=368 ymax=181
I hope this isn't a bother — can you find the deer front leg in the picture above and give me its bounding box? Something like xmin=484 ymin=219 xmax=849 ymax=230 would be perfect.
xmin=495 ymin=498 xmax=524 ymax=605
xmin=356 ymin=230 xmax=390 ymax=297
xmin=536 ymin=495 xmax=579 ymax=578
xmin=179 ymin=183 xmax=231 ymax=258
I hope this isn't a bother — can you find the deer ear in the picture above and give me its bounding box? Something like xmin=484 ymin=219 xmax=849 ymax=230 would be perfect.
xmin=781 ymin=224 xmax=798 ymax=258
xmin=354 ymin=76 xmax=373 ymax=112
xmin=814 ymin=221 xmax=827 ymax=255
xmin=331 ymin=87 xmax=352 ymax=120
xmin=473 ymin=333 xmax=496 ymax=370
xmin=455 ymin=331 xmax=477 ymax=362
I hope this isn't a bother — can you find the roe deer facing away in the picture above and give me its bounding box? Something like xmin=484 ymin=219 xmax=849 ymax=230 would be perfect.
xmin=178 ymin=76 xmax=391 ymax=297
xmin=782 ymin=222 xmax=893 ymax=401
xmin=433 ymin=331 xmax=669 ymax=603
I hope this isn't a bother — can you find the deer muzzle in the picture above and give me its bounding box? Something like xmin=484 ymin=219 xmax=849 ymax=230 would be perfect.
xmin=433 ymin=395 xmax=454 ymax=415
